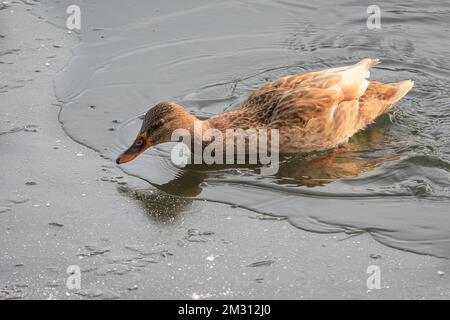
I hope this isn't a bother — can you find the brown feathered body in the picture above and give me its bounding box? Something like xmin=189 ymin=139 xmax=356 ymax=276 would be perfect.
xmin=206 ymin=58 xmax=414 ymax=153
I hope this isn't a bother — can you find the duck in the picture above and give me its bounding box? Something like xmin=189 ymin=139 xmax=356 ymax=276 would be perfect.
xmin=116 ymin=58 xmax=413 ymax=164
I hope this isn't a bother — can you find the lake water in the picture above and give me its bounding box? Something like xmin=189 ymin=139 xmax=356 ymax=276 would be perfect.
xmin=45 ymin=0 xmax=450 ymax=257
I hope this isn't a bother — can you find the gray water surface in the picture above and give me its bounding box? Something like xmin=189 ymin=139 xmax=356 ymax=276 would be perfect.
xmin=49 ymin=0 xmax=450 ymax=257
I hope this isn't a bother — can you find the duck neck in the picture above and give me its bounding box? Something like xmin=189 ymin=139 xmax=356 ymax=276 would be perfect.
xmin=179 ymin=110 xmax=247 ymax=152
xmin=178 ymin=112 xmax=237 ymax=152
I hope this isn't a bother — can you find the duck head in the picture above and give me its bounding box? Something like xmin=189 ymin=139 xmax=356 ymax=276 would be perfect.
xmin=116 ymin=102 xmax=198 ymax=164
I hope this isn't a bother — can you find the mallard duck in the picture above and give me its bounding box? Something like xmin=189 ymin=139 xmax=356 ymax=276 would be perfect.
xmin=116 ymin=58 xmax=413 ymax=164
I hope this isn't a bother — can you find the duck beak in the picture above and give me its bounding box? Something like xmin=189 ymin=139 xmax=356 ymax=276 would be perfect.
xmin=116 ymin=148 xmax=140 ymax=164
xmin=116 ymin=133 xmax=152 ymax=164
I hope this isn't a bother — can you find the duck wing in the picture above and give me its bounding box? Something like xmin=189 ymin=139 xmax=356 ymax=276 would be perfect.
xmin=241 ymin=59 xmax=412 ymax=130
xmin=240 ymin=59 xmax=379 ymax=125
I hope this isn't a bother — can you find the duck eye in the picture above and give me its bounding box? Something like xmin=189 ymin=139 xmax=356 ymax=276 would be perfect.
xmin=152 ymin=119 xmax=164 ymax=130
xmin=135 ymin=139 xmax=143 ymax=147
